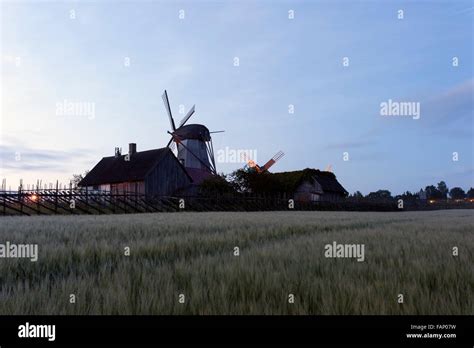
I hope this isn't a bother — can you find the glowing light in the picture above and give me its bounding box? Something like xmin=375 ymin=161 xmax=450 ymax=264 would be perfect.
xmin=30 ymin=194 xmax=38 ymax=202
xmin=247 ymin=160 xmax=257 ymax=168
xmin=429 ymin=200 xmax=435 ymax=204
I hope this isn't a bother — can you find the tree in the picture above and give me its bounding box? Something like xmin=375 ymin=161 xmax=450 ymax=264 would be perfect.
xmin=228 ymin=169 xmax=279 ymax=194
xmin=70 ymin=170 xmax=89 ymax=188
xmin=228 ymin=169 xmax=255 ymax=193
xmin=401 ymin=191 xmax=414 ymax=198
xmin=425 ymin=185 xmax=443 ymax=200
xmin=200 ymin=174 xmax=236 ymax=196
xmin=417 ymin=188 xmax=427 ymax=200
xmin=437 ymin=181 xmax=449 ymax=199
xmin=367 ymin=190 xmax=392 ymax=200
xmin=467 ymin=188 xmax=474 ymax=199
xmin=449 ymin=187 xmax=466 ymax=200
xmin=351 ymin=191 xmax=363 ymax=199
xmin=397 ymin=191 xmax=416 ymax=202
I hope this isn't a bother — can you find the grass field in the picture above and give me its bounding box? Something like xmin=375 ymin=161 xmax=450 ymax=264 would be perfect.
xmin=0 ymin=210 xmax=473 ymax=315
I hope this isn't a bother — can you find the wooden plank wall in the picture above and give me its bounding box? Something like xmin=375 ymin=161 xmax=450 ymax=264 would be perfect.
xmin=145 ymin=151 xmax=192 ymax=196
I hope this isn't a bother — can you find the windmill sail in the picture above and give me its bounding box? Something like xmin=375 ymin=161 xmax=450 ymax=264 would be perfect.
xmin=179 ymin=105 xmax=195 ymax=128
xmin=261 ymin=151 xmax=285 ymax=172
xmin=162 ymin=90 xmax=176 ymax=131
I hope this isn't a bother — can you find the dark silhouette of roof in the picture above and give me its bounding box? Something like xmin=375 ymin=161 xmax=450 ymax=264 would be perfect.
xmin=185 ymin=167 xmax=213 ymax=184
xmin=272 ymin=168 xmax=348 ymax=195
xmin=79 ymin=148 xmax=188 ymax=186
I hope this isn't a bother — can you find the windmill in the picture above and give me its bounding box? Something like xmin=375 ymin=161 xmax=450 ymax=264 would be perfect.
xmin=162 ymin=90 xmax=223 ymax=183
xmin=242 ymin=151 xmax=285 ymax=173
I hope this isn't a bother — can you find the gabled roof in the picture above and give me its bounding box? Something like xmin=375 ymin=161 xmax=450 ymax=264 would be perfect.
xmin=79 ymin=148 xmax=189 ymax=186
xmin=272 ymin=168 xmax=348 ymax=195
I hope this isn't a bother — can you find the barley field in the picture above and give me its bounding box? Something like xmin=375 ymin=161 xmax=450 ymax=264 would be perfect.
xmin=0 ymin=210 xmax=473 ymax=315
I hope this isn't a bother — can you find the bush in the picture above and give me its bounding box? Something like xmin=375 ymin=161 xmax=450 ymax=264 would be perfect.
xmin=200 ymin=174 xmax=236 ymax=196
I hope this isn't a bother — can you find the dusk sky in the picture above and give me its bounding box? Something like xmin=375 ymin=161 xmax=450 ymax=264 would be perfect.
xmin=1 ymin=0 xmax=473 ymax=195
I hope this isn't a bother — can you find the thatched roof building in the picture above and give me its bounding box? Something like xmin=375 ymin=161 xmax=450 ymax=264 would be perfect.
xmin=272 ymin=168 xmax=348 ymax=202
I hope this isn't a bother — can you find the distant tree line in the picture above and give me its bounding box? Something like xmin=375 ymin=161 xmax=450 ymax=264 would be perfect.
xmin=349 ymin=181 xmax=474 ymax=201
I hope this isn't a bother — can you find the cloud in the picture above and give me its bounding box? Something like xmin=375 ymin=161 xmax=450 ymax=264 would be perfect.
xmin=354 ymin=152 xmax=388 ymax=162
xmin=325 ymin=139 xmax=375 ymax=150
xmin=418 ymin=166 xmax=474 ymax=186
xmin=0 ymin=143 xmax=95 ymax=173
xmin=422 ymin=79 xmax=473 ymax=125
xmin=452 ymin=6 xmax=474 ymax=15
xmin=352 ymin=80 xmax=474 ymax=140
xmin=324 ymin=128 xmax=381 ymax=150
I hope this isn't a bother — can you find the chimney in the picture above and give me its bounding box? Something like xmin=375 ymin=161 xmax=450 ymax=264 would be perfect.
xmin=114 ymin=147 xmax=121 ymax=158
xmin=129 ymin=143 xmax=137 ymax=157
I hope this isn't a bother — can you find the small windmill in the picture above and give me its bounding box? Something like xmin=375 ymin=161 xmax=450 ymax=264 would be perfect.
xmin=162 ymin=90 xmax=223 ymax=183
xmin=242 ymin=151 xmax=285 ymax=173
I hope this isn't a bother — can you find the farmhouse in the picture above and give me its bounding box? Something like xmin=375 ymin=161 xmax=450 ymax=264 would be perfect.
xmin=272 ymin=168 xmax=348 ymax=202
xmin=78 ymin=143 xmax=192 ymax=196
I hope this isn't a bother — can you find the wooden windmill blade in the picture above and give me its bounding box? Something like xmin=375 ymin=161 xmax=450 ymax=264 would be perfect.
xmin=162 ymin=89 xmax=180 ymax=149
xmin=261 ymin=151 xmax=285 ymax=172
xmin=167 ymin=131 xmax=182 ymax=145
xmin=169 ymin=141 xmax=177 ymax=152
xmin=162 ymin=90 xmax=176 ymax=131
xmin=178 ymin=104 xmax=195 ymax=128
xmin=205 ymin=139 xmax=217 ymax=175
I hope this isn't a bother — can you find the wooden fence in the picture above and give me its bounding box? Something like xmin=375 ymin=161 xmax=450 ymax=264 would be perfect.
xmin=1 ymin=189 xmax=473 ymax=216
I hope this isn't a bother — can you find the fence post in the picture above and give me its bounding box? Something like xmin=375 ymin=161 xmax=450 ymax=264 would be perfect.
xmin=68 ymin=181 xmax=73 ymax=214
xmin=19 ymin=180 xmax=23 ymax=214
xmin=55 ymin=180 xmax=58 ymax=213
